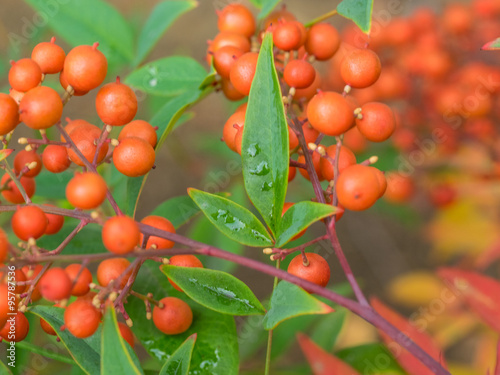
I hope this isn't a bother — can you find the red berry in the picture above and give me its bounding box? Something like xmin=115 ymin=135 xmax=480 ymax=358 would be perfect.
xmin=340 ymin=48 xmax=381 ymax=88
xmin=153 ymin=297 xmax=193 ymax=335
xmin=284 ymin=59 xmax=316 ymax=89
xmin=287 ymin=253 xmax=330 ymax=292
xmin=118 ymin=120 xmax=157 ymax=148
xmin=168 ymin=255 xmax=203 ymax=292
xmin=0 ymin=312 xmax=29 ymax=342
xmin=8 ymin=58 xmax=42 ymax=92
xmin=31 ymin=37 xmax=66 ymax=74
xmin=223 ymin=111 xmax=245 ymax=152
xmin=221 ymin=78 xmax=246 ymax=101
xmin=59 ymin=70 xmax=88 ymax=96
xmin=39 ymin=267 xmax=72 ymax=301
xmin=0 ymin=229 xmax=8 ymax=263
xmin=307 ymin=92 xmax=354 ymax=136
xmin=0 ymin=284 xmax=16 ymax=329
xmin=63 ymin=44 xmax=108 ymax=92
xmin=0 ymin=173 xmax=36 ymax=204
xmin=384 ymin=172 xmax=415 ymax=203
xmin=42 ymin=145 xmax=71 ymax=173
xmin=118 ymin=322 xmax=135 ymax=347
xmin=229 ymin=52 xmax=258 ymax=96
xmin=211 ymin=32 xmax=251 ymax=54
xmin=66 ymin=122 xmax=109 ymax=166
xmin=65 ymin=264 xmax=93 ymax=296
xmin=102 ymin=216 xmax=140 ymax=254
xmin=95 ymin=77 xmax=138 ymax=126
xmin=44 ymin=206 xmax=65 ymax=235
xmin=319 ymin=145 xmax=357 ymax=181
xmin=139 ymin=216 xmax=176 ymax=249
xmin=97 ymin=258 xmax=131 ymax=289
xmin=13 ymin=150 xmax=42 ymax=178
xmin=113 ymin=137 xmax=155 ymax=177
xmin=336 ymin=164 xmax=382 ymax=211
xmin=64 ymin=299 xmax=101 ymax=338
xmin=356 ymin=102 xmax=395 ymax=142
xmin=297 ymin=152 xmax=324 ymax=181
xmin=305 ymin=23 xmax=340 ymax=61
xmin=19 ymin=86 xmax=63 ymax=129
xmin=273 ymin=22 xmax=302 ymax=51
xmin=12 ymin=206 xmax=48 ymax=241
xmin=66 ymin=172 xmax=108 ymax=210
xmin=0 ymin=93 xmax=20 ymax=135
xmin=213 ymin=46 xmax=244 ymax=79
xmin=217 ymin=3 xmax=255 ymax=38
xmin=40 ymin=317 xmax=57 ymax=336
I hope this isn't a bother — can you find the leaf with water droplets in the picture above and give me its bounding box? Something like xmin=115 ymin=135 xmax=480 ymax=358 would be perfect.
xmin=162 ymin=265 xmax=266 ymax=316
xmin=159 ymin=334 xmax=196 ymax=375
xmin=242 ymin=33 xmax=289 ymax=236
xmin=276 ymin=201 xmax=339 ymax=247
xmin=263 ymin=281 xmax=334 ymax=330
xmin=188 ymin=188 xmax=273 ymax=247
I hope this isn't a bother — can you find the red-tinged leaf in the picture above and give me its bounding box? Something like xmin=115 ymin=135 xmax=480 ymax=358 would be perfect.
xmin=371 ymin=297 xmax=447 ymax=375
xmin=0 ymin=149 xmax=14 ymax=162
xmin=438 ymin=268 xmax=500 ymax=333
xmin=297 ymin=332 xmax=360 ymax=375
xmin=481 ymin=37 xmax=500 ymax=50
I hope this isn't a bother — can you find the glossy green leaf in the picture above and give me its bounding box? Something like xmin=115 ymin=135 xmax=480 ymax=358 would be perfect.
xmin=159 ymin=334 xmax=196 ymax=375
xmin=101 ymin=306 xmax=144 ymax=375
xmin=28 ymin=306 xmax=101 ymax=375
xmin=23 ymin=0 xmax=134 ymax=64
xmin=125 ymin=57 xmax=207 ymax=97
xmin=276 ymin=201 xmax=338 ymax=247
xmin=133 ymin=1 xmax=198 ymax=67
xmin=336 ymin=343 xmax=406 ymax=374
xmin=258 ymin=0 xmax=281 ymax=19
xmin=242 ymin=33 xmax=288 ymax=235
xmin=151 ymin=195 xmax=200 ymax=229
xmin=337 ymin=0 xmax=374 ymax=34
xmin=482 ymin=37 xmax=500 ymax=50
xmin=15 ymin=340 xmax=76 ymax=365
xmin=188 ymin=188 xmax=273 ymax=247
xmin=263 ymin=281 xmax=334 ymax=330
xmin=124 ymin=81 xmax=214 ymax=217
xmin=162 ymin=265 xmax=266 ymax=315
xmin=310 ymin=308 xmax=347 ymax=351
xmin=127 ymin=260 xmax=239 ymax=374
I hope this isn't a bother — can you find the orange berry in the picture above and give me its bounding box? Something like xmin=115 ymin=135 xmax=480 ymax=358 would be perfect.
xmin=39 ymin=267 xmax=72 ymax=302
xmin=153 ymin=297 xmax=193 ymax=335
xmin=64 ymin=299 xmax=101 ymax=338
xmin=229 ymin=52 xmax=258 ymax=96
xmin=0 ymin=267 xmax=26 ymax=294
xmin=168 ymin=255 xmax=203 ymax=292
xmin=288 ymin=166 xmax=297 ymax=182
xmin=221 ymin=78 xmax=246 ymax=101
xmin=284 ymin=59 xmax=316 ymax=89
xmin=0 ymin=174 xmax=36 ymax=204
xmin=337 ymin=164 xmax=381 ymax=211
xmin=0 ymin=312 xmax=29 ymax=342
xmin=42 ymin=145 xmax=71 ymax=173
xmin=12 ymin=206 xmax=47 ymax=241
xmin=356 ymin=102 xmax=396 ymax=142
xmin=213 ymin=46 xmax=244 ymax=79
xmin=297 ymin=152 xmax=324 ymax=181
xmin=66 ymin=122 xmax=109 ymax=166
xmin=287 ymin=253 xmax=330 ymax=292
xmin=19 ymin=86 xmax=63 ymax=129
xmin=384 ymin=172 xmax=415 ymax=203
xmin=66 ymin=172 xmax=108 ymax=210
xmin=31 ymin=37 xmax=66 ymax=74
xmin=273 ymin=22 xmax=302 ymax=51
xmin=113 ymin=137 xmax=155 ymax=177
xmin=340 ymin=48 xmax=381 ymax=88
xmin=211 ymin=32 xmax=251 ymax=53
xmin=0 ymin=284 xmax=15 ymax=329
xmin=118 ymin=322 xmax=135 ymax=347
xmin=139 ymin=216 xmax=176 ymax=249
xmin=65 ymin=264 xmax=92 ymax=296
xmin=13 ymin=150 xmax=42 ymax=178
xmin=95 ymin=77 xmax=138 ymax=126
xmin=223 ymin=111 xmax=245 ymax=152
xmin=217 ymin=3 xmax=255 ymax=37
xmin=40 ymin=317 xmax=57 ymax=336
xmin=102 ymin=216 xmax=140 ymax=255
xmin=97 ymin=258 xmax=131 ymax=289
xmin=293 ymin=68 xmax=322 ymax=101
xmin=319 ymin=145 xmax=357 ymax=181
xmin=118 ymin=120 xmax=157 ymax=148
xmin=63 ymin=44 xmax=108 ymax=92
xmin=0 ymin=229 xmax=8 ymax=263
xmin=0 ymin=93 xmax=20 ymax=135
xmin=8 ymin=58 xmax=42 ymax=92
xmin=44 ymin=207 xmax=64 ymax=235
xmin=307 ymin=92 xmax=354 ymax=136
xmin=305 ymin=23 xmax=340 ymax=61
xmin=59 ymin=70 xmax=88 ymax=96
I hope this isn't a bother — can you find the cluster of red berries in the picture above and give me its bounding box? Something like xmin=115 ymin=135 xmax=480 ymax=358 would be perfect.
xmin=210 ymin=3 xmax=396 ymax=289
xmin=333 ymin=1 xmax=500 ymax=206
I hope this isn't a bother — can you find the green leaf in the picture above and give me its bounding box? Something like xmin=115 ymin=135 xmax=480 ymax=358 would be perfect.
xmin=101 ymin=306 xmax=144 ymax=375
xmin=337 ymin=0 xmax=374 ymax=34
xmin=482 ymin=37 xmax=500 ymax=50
xmin=32 ymin=170 xmax=72 ymax=199
xmin=247 ymin=0 xmax=263 ymax=8
xmin=242 ymin=33 xmax=288 ymax=235
xmin=310 ymin=308 xmax=347 ymax=351
xmin=0 ymin=359 xmax=13 ymax=374
xmin=124 ymin=81 xmax=214 ymax=217
xmin=336 ymin=343 xmax=406 ymax=374
xmin=125 ymin=57 xmax=207 ymax=97
xmin=159 ymin=334 xmax=196 ymax=375
xmin=133 ymin=1 xmax=198 ymax=67
xmin=15 ymin=340 xmax=76 ymax=365
xmin=263 ymin=281 xmax=334 ymax=330
xmin=188 ymin=188 xmax=273 ymax=247
xmin=28 ymin=306 xmax=101 ymax=375
xmin=276 ymin=202 xmax=338 ymax=247
xmin=127 ymin=260 xmax=239 ymax=375
xmin=258 ymin=0 xmax=281 ymax=19
xmin=151 ymin=195 xmax=200 ymax=229
xmin=23 ymin=0 xmax=134 ymax=64
xmin=36 ymin=222 xmax=105 ymax=255
xmin=162 ymin=265 xmax=266 ymax=315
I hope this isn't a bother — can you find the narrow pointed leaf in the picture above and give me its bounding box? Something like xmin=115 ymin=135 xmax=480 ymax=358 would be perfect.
xmin=23 ymin=0 xmax=134 ymax=64
xmin=128 ymin=261 xmax=238 ymax=374
xmin=371 ymin=297 xmax=447 ymax=375
xmin=263 ymin=281 xmax=334 ymax=330
xmin=297 ymin=333 xmax=361 ymax=375
xmin=337 ymin=0 xmax=374 ymax=34
xmin=125 ymin=57 xmax=207 ymax=97
xmin=482 ymin=37 xmax=500 ymax=50
xmin=258 ymin=0 xmax=281 ymax=19
xmin=276 ymin=202 xmax=338 ymax=247
xmin=188 ymin=188 xmax=273 ymax=247
xmin=438 ymin=268 xmax=500 ymax=332
xmin=101 ymin=306 xmax=144 ymax=375
xmin=159 ymin=334 xmax=197 ymax=375
xmin=242 ymin=32 xmax=288 ymax=235
xmin=28 ymin=305 xmax=101 ymax=375
xmin=162 ymin=265 xmax=266 ymax=315
xmin=133 ymin=1 xmax=198 ymax=67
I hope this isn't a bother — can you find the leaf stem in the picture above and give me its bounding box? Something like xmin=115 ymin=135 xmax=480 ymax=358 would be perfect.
xmin=265 ymin=259 xmax=280 ymax=375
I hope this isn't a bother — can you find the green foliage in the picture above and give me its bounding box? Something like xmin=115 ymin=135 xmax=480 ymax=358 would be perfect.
xmin=336 ymin=343 xmax=406 ymax=374
xmin=337 ymin=0 xmax=374 ymax=34
xmin=162 ymin=265 xmax=266 ymax=315
xmin=158 ymin=334 xmax=196 ymax=375
xmin=151 ymin=195 xmax=200 ymax=228
xmin=241 ymin=33 xmax=288 ymax=236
